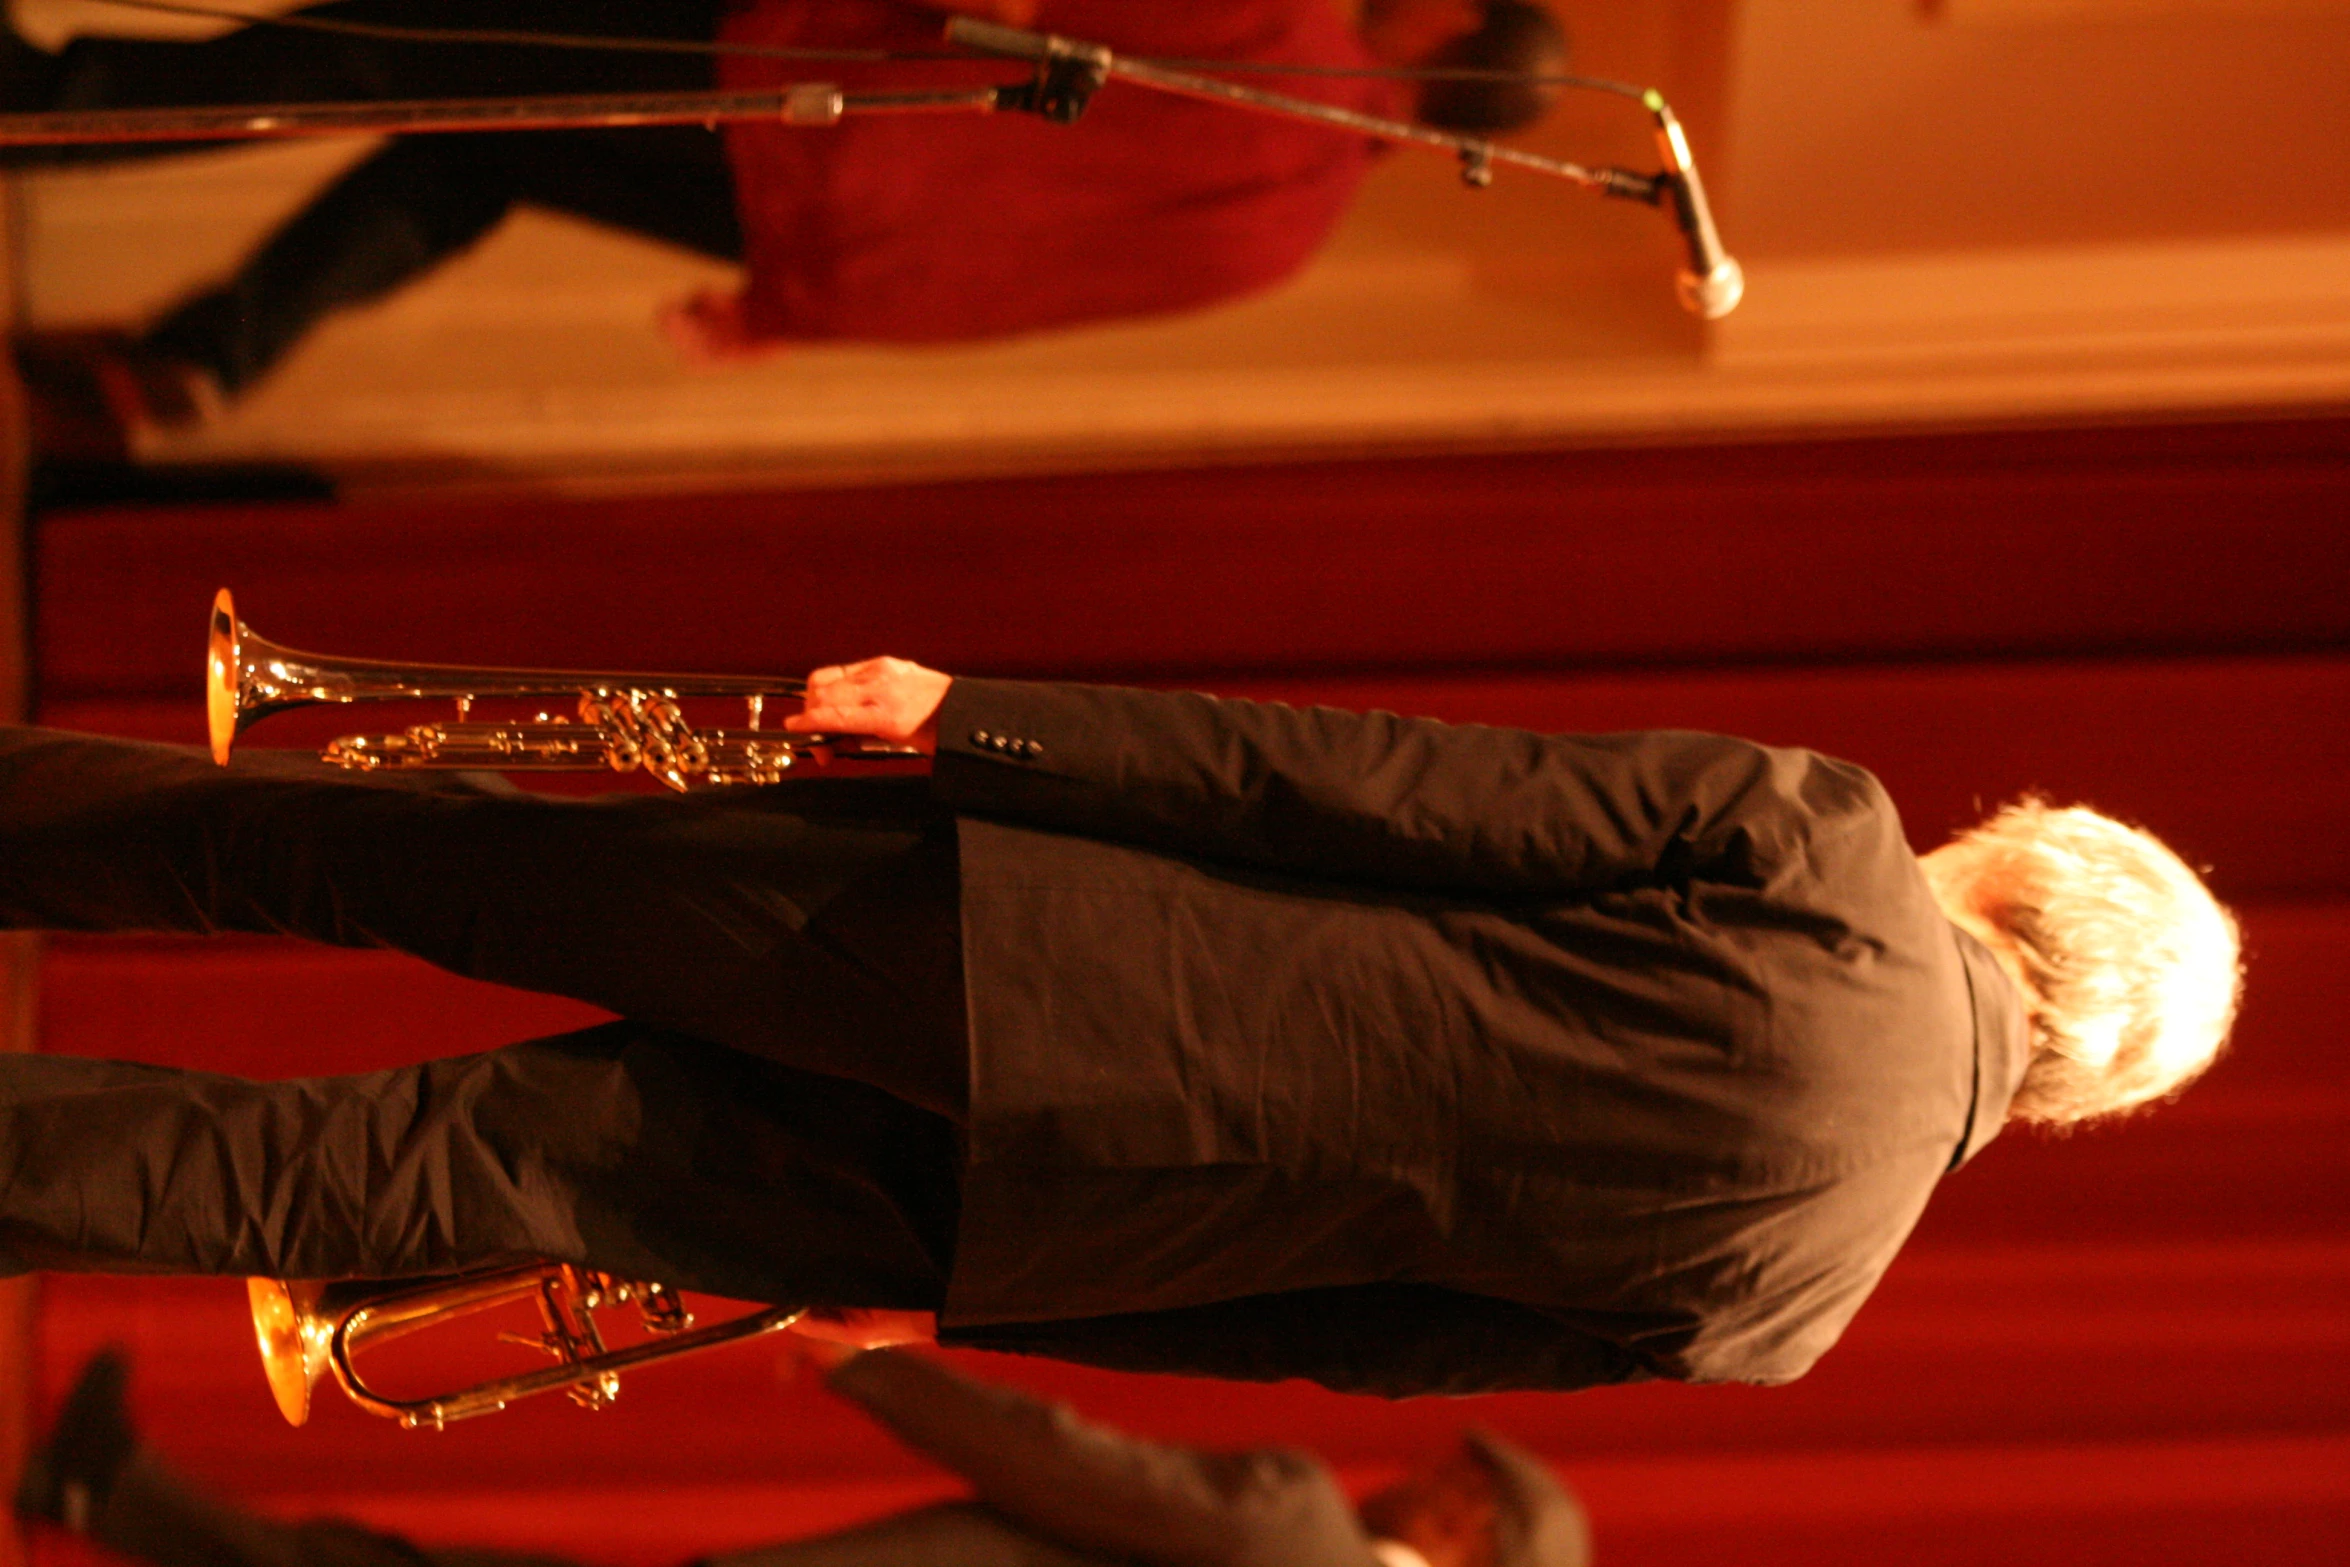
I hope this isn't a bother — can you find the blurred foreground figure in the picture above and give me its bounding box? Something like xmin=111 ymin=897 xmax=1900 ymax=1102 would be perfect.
xmin=2 ymin=0 xmax=1567 ymax=446
xmin=16 ymin=1347 xmax=1592 ymax=1567
xmin=0 ymin=667 xmax=2240 ymax=1396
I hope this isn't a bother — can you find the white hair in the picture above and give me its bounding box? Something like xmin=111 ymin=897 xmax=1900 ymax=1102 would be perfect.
xmin=1922 ymin=800 xmax=2242 ymax=1126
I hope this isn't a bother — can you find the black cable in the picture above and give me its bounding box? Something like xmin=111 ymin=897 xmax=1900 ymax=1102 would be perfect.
xmin=80 ymin=0 xmax=962 ymax=64
xmin=1141 ymin=58 xmax=1650 ymax=101
xmin=82 ymin=0 xmax=1640 ymax=95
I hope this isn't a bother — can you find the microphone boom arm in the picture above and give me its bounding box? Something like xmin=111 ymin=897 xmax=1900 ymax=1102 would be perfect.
xmin=947 ymin=17 xmax=1738 ymax=318
xmin=0 ymin=14 xmax=1739 ymax=318
xmin=0 ymin=83 xmax=1009 ymax=147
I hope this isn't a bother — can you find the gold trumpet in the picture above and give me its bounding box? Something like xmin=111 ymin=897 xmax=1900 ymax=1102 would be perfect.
xmin=249 ymin=1265 xmax=804 ymax=1430
xmin=207 ymin=588 xmax=916 ymax=790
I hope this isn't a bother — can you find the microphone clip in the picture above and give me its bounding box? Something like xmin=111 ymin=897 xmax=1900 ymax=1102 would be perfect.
xmin=991 ymin=45 xmax=1111 ymax=124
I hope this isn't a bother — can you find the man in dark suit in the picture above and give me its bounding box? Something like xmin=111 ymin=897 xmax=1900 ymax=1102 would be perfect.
xmin=16 ymin=1346 xmax=1592 ymax=1567
xmin=0 ymin=661 xmax=2241 ymax=1396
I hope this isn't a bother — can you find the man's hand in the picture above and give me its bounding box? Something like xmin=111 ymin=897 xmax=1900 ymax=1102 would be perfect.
xmin=787 ymin=658 xmax=953 ymax=755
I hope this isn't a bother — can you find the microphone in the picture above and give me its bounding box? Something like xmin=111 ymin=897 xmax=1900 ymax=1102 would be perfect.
xmin=1648 ymin=98 xmax=1743 ymax=320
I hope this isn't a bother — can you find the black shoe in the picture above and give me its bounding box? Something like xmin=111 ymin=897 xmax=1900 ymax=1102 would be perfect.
xmin=14 ymin=328 xmax=224 ymax=463
xmin=13 ymin=1346 xmax=138 ymax=1535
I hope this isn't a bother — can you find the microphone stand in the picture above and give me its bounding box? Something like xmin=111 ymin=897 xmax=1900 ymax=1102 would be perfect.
xmin=0 ymin=21 xmax=1106 ymax=147
xmin=0 ymin=84 xmax=1012 ymax=148
xmin=0 ymin=17 xmax=1739 ymax=315
xmin=946 ymin=17 xmax=1656 ymax=198
xmin=942 ymin=18 xmax=1740 ymax=319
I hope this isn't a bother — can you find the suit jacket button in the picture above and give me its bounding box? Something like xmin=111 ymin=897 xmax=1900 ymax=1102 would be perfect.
xmin=1022 ymin=740 xmax=1044 ymax=757
xmin=971 ymin=730 xmax=991 ymax=745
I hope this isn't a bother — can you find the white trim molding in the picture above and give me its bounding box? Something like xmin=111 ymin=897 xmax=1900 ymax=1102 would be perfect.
xmin=1704 ymin=229 xmax=2350 ymax=424
xmin=99 ymin=218 xmax=2350 ymax=486
xmin=1933 ymin=1 xmax=2349 ymax=26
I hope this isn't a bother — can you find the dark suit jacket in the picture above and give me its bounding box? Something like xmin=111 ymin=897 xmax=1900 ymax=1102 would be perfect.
xmin=822 ymin=1349 xmax=1382 ymax=1567
xmin=921 ymin=681 xmax=2030 ymax=1397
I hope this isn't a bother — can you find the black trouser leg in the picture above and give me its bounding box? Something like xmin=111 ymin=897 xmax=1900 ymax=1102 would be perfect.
xmin=0 ymin=726 xmax=968 ymax=1120
xmin=98 ymin=1456 xmax=1079 ymax=1567
xmin=10 ymin=0 xmax=741 ymax=391
xmin=104 ymin=1468 xmax=587 ymax=1567
xmin=101 ymin=1451 xmax=584 ymax=1567
xmin=0 ymin=1020 xmax=960 ymax=1302
xmin=97 ymin=1450 xmax=480 ymax=1567
xmin=142 ymin=135 xmax=522 ymax=392
xmin=709 ymin=1505 xmax=1107 ymax=1567
xmin=141 ymin=125 xmax=742 ymax=392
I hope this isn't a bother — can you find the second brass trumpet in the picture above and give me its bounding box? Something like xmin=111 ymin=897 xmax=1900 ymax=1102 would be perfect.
xmin=250 ymin=1265 xmax=804 ymax=1430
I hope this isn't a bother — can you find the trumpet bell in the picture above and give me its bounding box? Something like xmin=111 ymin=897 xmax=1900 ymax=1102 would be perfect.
xmin=248 ymin=1277 xmax=332 ymax=1427
xmin=207 ymin=589 xmax=245 ymax=767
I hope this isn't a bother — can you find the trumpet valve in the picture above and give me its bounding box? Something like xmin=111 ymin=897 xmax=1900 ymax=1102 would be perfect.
xmin=637 ymin=1281 xmax=693 ymax=1335
xmin=325 ymin=727 xmax=461 ymax=770
xmin=579 ymin=693 xmax=646 ymax=776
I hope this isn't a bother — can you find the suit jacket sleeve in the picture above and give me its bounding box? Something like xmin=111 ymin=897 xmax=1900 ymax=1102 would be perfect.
xmin=940 ymin=1284 xmax=1652 ymax=1399
xmin=932 ymin=678 xmax=1877 ymax=897
xmin=825 ymin=1349 xmax=1377 ymax=1567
